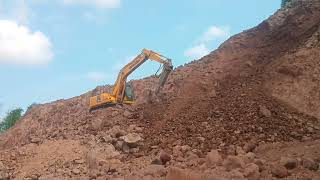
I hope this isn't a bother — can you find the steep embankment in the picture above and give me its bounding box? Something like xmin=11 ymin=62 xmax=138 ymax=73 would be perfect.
xmin=138 ymin=0 xmax=320 ymax=152
xmin=0 ymin=0 xmax=319 ymax=179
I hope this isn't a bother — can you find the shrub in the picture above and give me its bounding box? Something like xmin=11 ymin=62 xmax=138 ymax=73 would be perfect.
xmin=0 ymin=108 xmax=23 ymax=133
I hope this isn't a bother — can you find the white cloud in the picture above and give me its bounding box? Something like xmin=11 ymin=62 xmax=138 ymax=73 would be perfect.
xmin=87 ymin=72 xmax=108 ymax=82
xmin=0 ymin=20 xmax=53 ymax=65
xmin=200 ymin=26 xmax=230 ymax=43
xmin=63 ymin=0 xmax=121 ymax=9
xmin=184 ymin=25 xmax=231 ymax=60
xmin=184 ymin=44 xmax=210 ymax=59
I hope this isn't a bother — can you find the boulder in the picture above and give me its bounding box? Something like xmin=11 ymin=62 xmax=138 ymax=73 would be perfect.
xmin=120 ymin=133 xmax=142 ymax=148
xmin=280 ymin=157 xmax=298 ymax=170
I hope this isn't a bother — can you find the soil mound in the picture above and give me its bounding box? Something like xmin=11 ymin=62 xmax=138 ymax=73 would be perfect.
xmin=0 ymin=0 xmax=320 ymax=179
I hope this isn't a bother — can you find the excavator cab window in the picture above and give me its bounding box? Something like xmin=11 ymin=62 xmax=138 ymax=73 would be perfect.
xmin=125 ymin=83 xmax=135 ymax=101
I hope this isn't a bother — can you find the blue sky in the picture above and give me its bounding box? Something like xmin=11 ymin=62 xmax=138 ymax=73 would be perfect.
xmin=0 ymin=0 xmax=279 ymax=118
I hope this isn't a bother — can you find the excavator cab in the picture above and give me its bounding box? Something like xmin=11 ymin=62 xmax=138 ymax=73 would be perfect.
xmin=124 ymin=82 xmax=135 ymax=102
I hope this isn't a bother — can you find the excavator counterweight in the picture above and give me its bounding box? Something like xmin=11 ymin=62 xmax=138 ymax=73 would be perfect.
xmin=89 ymin=49 xmax=173 ymax=110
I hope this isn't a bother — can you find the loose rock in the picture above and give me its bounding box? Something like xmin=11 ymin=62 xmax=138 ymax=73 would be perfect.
xmin=236 ymin=146 xmax=245 ymax=155
xmin=243 ymin=142 xmax=256 ymax=153
xmin=243 ymin=163 xmax=260 ymax=180
xmin=223 ymin=156 xmax=245 ymax=171
xmin=91 ymin=118 xmax=103 ymax=131
xmin=105 ymin=144 xmax=120 ymax=159
xmin=123 ymin=110 xmax=132 ymax=118
xmin=120 ymin=133 xmax=142 ymax=148
xmin=301 ymin=158 xmax=319 ymax=171
xmin=259 ymin=105 xmax=272 ymax=117
xmin=74 ymin=159 xmax=85 ymax=164
xmin=72 ymin=168 xmax=81 ymax=175
xmin=0 ymin=172 xmax=9 ymax=180
xmin=271 ymin=164 xmax=288 ymax=178
xmin=280 ymin=157 xmax=298 ymax=170
xmin=159 ymin=151 xmax=171 ymax=165
xmin=30 ymin=137 xmax=41 ymax=144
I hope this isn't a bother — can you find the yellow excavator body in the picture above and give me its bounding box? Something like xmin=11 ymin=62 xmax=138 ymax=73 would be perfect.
xmin=89 ymin=93 xmax=134 ymax=109
xmin=89 ymin=48 xmax=173 ymax=110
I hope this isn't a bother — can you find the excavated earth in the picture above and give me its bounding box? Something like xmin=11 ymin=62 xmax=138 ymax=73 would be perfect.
xmin=1 ymin=0 xmax=320 ymax=179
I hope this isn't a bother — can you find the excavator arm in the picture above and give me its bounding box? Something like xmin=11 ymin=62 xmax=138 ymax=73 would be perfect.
xmin=89 ymin=49 xmax=173 ymax=109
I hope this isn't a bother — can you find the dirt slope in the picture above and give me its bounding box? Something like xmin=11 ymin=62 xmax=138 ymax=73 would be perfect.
xmin=0 ymin=0 xmax=320 ymax=179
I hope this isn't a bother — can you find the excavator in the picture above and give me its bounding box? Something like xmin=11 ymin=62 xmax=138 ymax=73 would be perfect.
xmin=89 ymin=48 xmax=173 ymax=110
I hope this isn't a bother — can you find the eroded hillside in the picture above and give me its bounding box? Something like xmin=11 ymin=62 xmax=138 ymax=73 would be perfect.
xmin=0 ymin=0 xmax=320 ymax=179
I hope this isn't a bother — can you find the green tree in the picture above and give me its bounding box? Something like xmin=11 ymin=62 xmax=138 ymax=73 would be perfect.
xmin=0 ymin=108 xmax=23 ymax=133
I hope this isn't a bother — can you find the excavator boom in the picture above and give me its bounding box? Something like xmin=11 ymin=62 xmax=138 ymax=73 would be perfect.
xmin=89 ymin=49 xmax=173 ymax=110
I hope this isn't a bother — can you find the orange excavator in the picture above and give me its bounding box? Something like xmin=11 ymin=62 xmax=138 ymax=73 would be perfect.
xmin=89 ymin=49 xmax=173 ymax=110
